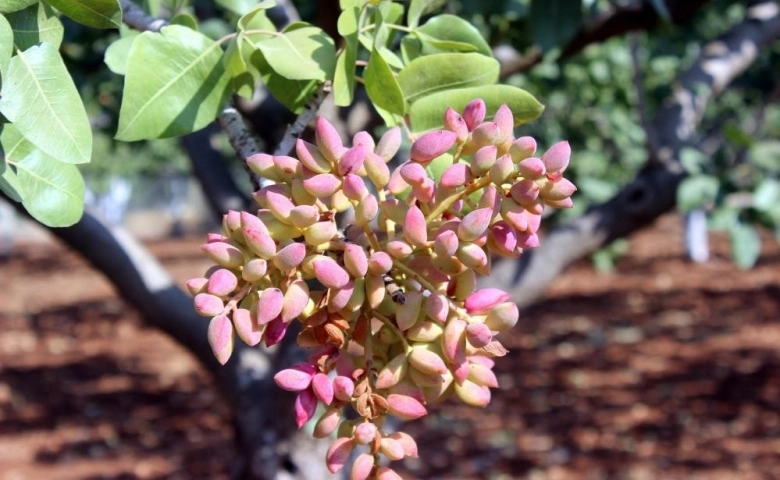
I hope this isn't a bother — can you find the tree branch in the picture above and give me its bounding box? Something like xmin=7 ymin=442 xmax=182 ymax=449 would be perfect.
xmin=482 ymin=1 xmax=780 ymax=308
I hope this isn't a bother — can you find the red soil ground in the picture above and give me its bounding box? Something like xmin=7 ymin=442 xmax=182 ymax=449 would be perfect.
xmin=1 ymin=214 xmax=779 ymax=479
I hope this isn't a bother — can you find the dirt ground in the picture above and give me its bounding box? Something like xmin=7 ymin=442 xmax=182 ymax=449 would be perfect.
xmin=1 ymin=215 xmax=779 ymax=480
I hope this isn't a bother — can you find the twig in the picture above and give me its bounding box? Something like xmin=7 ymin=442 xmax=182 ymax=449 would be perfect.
xmin=272 ymin=82 xmax=333 ymax=156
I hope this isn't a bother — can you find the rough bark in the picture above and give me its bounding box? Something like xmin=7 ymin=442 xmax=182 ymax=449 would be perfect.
xmin=482 ymin=1 xmax=780 ymax=308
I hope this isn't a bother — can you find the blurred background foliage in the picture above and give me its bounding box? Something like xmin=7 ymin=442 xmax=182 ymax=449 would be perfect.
xmin=58 ymin=0 xmax=779 ymax=263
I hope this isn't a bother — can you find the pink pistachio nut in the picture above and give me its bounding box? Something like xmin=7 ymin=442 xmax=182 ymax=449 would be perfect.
xmin=264 ymin=315 xmax=289 ymax=347
xmin=540 ymin=177 xmax=577 ymax=201
xmin=386 ymin=393 xmax=428 ymax=420
xmin=470 ymin=122 xmax=501 ymax=148
xmin=353 ymin=130 xmax=376 ymax=152
xmin=386 ymin=240 xmax=413 ymax=259
xmin=403 ymin=205 xmax=428 ymax=247
xmin=493 ymin=103 xmax=514 ymax=140
xmin=462 ymin=98 xmax=486 ymax=131
xmin=458 ymin=207 xmax=493 ymax=242
xmin=386 ymin=167 xmax=410 ymax=196
xmin=272 ymin=155 xmax=301 ymax=182
xmin=396 ymin=291 xmax=423 ymax=331
xmin=517 ymin=231 xmax=541 ymax=249
xmin=274 ymin=362 xmax=317 ymax=392
xmin=272 ymin=242 xmax=306 ymax=271
xmin=355 ymin=194 xmax=378 ymax=227
xmin=379 ymin=198 xmax=408 ymax=225
xmin=328 ymin=282 xmax=355 ymax=312
xmin=469 ymin=362 xmax=499 ymax=388
xmin=326 ymin=437 xmax=355 ymax=474
xmin=541 ymin=140 xmax=571 ymax=180
xmin=451 ymin=269 xmax=477 ymax=302
xmin=201 ymin=241 xmax=244 ymax=269
xmin=364 ymin=152 xmax=391 ymax=188
xmin=257 ymin=288 xmax=284 ymax=325
xmin=410 ymin=130 xmax=457 ymax=165
xmin=314 ymin=408 xmax=341 ymax=439
xmin=411 ymin=178 xmax=435 ymax=203
xmin=465 ymin=288 xmax=511 ymax=314
xmin=434 ymin=229 xmax=459 ymax=257
xmin=350 ymin=453 xmax=375 ymax=480
xmin=223 ymin=210 xmax=241 ymax=232
xmin=443 ymin=107 xmax=469 ymax=142
xmin=282 ymin=279 xmax=310 ymax=322
xmin=367 ymin=251 xmax=393 ymax=274
xmin=338 ymin=145 xmax=366 ymax=176
xmin=479 ymin=184 xmax=502 ymax=215
xmin=485 ymin=301 xmax=520 ymax=332
xmin=544 ymin=197 xmax=574 ymax=209
xmin=344 ymin=243 xmax=368 ymax=278
xmin=313 ymin=258 xmax=350 ymax=289
xmin=488 ymin=222 xmax=518 ymax=257
xmin=442 ymin=318 xmax=467 ymax=364
xmin=294 ymin=388 xmax=318 ymax=428
xmin=233 ymin=308 xmax=263 ymax=346
xmin=376 ymin=353 xmax=408 ymax=390
xmin=400 ymin=162 xmax=429 ymax=186
xmin=265 ymin=189 xmax=295 ymax=224
xmin=342 ymin=173 xmax=368 ymax=201
xmin=240 ymin=211 xmax=267 ymax=232
xmin=424 ymin=293 xmax=449 ymax=324
xmin=296 ymin=138 xmax=331 ymax=174
xmin=288 ymin=205 xmax=319 ymax=230
xmin=471 ymin=145 xmax=498 ymax=176
xmin=207 ymin=232 xmax=230 ymax=244
xmin=366 ymin=273 xmax=386 ymax=309
xmin=312 ymin=372 xmax=335 ymax=405
xmin=303 ymin=173 xmax=342 ymax=198
xmin=353 ymin=422 xmax=378 ymax=445
xmin=242 ymin=227 xmax=276 ymax=260
xmin=465 ymin=322 xmax=493 ymax=348
xmin=510 ymin=178 xmax=541 ymax=206
xmin=388 ymin=431 xmax=418 ymax=458
xmin=206 ymin=268 xmax=238 ymax=297
xmin=194 ymin=293 xmax=224 ymax=317
xmin=489 ymin=154 xmax=514 ymax=185
xmin=440 ymin=162 xmax=472 ymax=189
xmin=517 ymin=157 xmax=546 ymax=180
xmin=379 ymin=437 xmax=405 ymax=461
xmin=457 ymin=243 xmax=488 ymax=270
xmin=315 ymin=117 xmax=346 ymax=163
xmin=375 ymin=126 xmax=402 ymax=161
xmin=304 ymin=220 xmax=338 ymax=246
xmin=333 ymin=375 xmax=355 ymax=401
xmin=454 ymin=378 xmax=491 ymax=407
xmin=509 ymin=136 xmax=537 ymax=162
xmin=208 ymin=314 xmax=234 ymax=365
xmin=185 ymin=277 xmax=208 ymax=296
xmin=376 ymin=467 xmax=403 ymax=480
xmin=407 ymin=321 xmax=444 ymax=343
xmin=246 ymin=153 xmax=276 ymax=179
xmin=409 ymin=347 xmax=448 ymax=376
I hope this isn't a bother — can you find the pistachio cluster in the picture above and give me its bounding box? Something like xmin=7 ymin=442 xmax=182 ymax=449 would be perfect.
xmin=188 ymin=99 xmax=576 ymax=478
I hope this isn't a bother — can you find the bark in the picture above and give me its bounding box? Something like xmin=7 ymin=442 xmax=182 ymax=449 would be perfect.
xmin=482 ymin=1 xmax=780 ymax=308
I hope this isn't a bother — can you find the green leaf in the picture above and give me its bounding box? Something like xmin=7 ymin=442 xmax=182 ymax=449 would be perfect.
xmin=43 ymin=0 xmax=121 ymax=29
xmin=0 ymin=14 xmax=12 ymax=84
xmin=398 ymin=52 xmax=499 ymax=104
xmin=0 ymin=0 xmax=37 ymax=14
xmin=254 ymin=23 xmax=336 ymax=81
xmin=676 ymin=174 xmax=719 ymax=212
xmin=251 ymin=49 xmax=318 ymax=113
xmin=170 ymin=12 xmax=197 ymax=29
xmin=116 ymin=25 xmax=232 ymax=141
xmin=529 ymin=0 xmax=583 ymax=53
xmin=224 ymin=34 xmax=261 ymax=99
xmin=333 ymin=5 xmax=358 ymax=106
xmin=0 ymin=43 xmax=92 ymax=164
xmin=0 ymin=125 xmax=25 ymax=201
xmin=753 ymin=179 xmax=780 ymax=222
xmin=237 ymin=3 xmax=276 ymax=33
xmin=408 ymin=85 xmax=544 ymax=132
xmin=400 ymin=35 xmax=422 ymax=64
xmin=5 ymin=2 xmax=63 ymax=50
xmin=141 ymin=0 xmax=160 ymax=16
xmin=103 ymin=30 xmax=139 ymax=75
xmin=749 ymin=140 xmax=780 ymax=172
xmin=364 ymin=47 xmax=405 ymax=116
xmin=415 ymin=14 xmax=491 ymax=57
xmin=216 ymin=0 xmax=274 ymax=15
xmin=407 ymin=0 xmax=446 ymax=29
xmin=729 ymin=222 xmax=761 ymax=269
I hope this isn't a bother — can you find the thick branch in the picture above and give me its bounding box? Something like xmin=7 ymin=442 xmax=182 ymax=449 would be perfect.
xmin=483 ymin=1 xmax=780 ymax=308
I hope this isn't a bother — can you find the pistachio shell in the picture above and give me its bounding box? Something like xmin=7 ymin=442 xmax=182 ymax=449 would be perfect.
xmin=208 ymin=314 xmax=234 ymax=365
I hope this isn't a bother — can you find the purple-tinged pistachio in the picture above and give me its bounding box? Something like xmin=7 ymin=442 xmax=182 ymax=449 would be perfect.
xmin=337 ymin=145 xmax=366 ymax=176
xmin=313 ymin=258 xmax=350 ymax=289
xmin=403 ymin=205 xmax=428 ymax=247
xmin=303 ymin=173 xmax=342 ymax=198
xmin=510 ymin=178 xmax=540 ymax=206
xmin=253 ymin=184 xmax=290 ymax=210
xmin=458 ymin=207 xmax=493 ymax=242
xmin=355 ymin=194 xmax=378 ymax=227
xmin=500 ymin=200 xmax=531 ymax=233
xmin=326 ymin=437 xmax=355 ymax=474
xmin=376 ymin=466 xmax=403 ymax=480
xmin=353 ymin=130 xmax=375 ymax=152
xmin=274 ymin=362 xmax=316 ymax=392
xmin=351 ymin=453 xmax=374 ymax=480
xmin=257 ymin=288 xmax=284 ymax=325
xmin=288 ymin=205 xmax=319 ymax=229
xmin=233 ymin=307 xmax=263 ymax=346
xmin=315 ymin=117 xmax=346 ymax=163
xmin=272 ymin=242 xmax=306 ymax=271
xmin=342 ymin=173 xmax=368 ymax=201
xmin=410 ymin=130 xmax=456 ymax=165
xmin=194 ymin=293 xmax=224 ymax=317
xmin=312 ymin=372 xmax=334 ymax=405
xmin=478 ymin=186 xmax=501 ymax=218
xmin=242 ymin=227 xmax=276 ymax=260
xmin=471 ymin=145 xmax=497 ymax=176
xmin=368 ymin=251 xmax=393 ymax=274
xmin=265 ymin=189 xmax=295 ymax=224
xmin=434 ymin=229 xmax=459 ymax=257
xmin=296 ymin=138 xmax=331 ymax=173
xmin=493 ymin=103 xmax=514 ymax=141
xmin=517 ymin=157 xmax=546 ymax=180
xmin=282 ymin=279 xmax=309 ymax=322
xmin=470 ymin=122 xmax=501 ymax=148
xmin=541 ymin=140 xmax=571 ymax=180
xmin=272 ymin=155 xmax=301 ymax=182
xmin=206 ymin=268 xmax=238 ymax=297
xmin=305 ymin=221 xmax=338 ymax=246
xmin=375 ymin=126 xmax=402 ymax=161
xmin=442 ymin=318 xmax=467 ymax=364
xmin=328 ymin=282 xmax=355 ymax=312
xmin=238 ymin=211 xmax=264 ymax=232
xmin=366 ymin=273 xmax=386 ymax=309
xmin=407 ymin=321 xmax=444 ymax=343
xmin=344 ymin=243 xmax=368 ymax=278
xmin=386 ymin=393 xmax=427 ymax=420
xmin=353 ymin=422 xmax=377 ymax=445
xmin=380 ymin=437 xmax=405 ymax=461
xmin=186 ymin=277 xmax=208 ymax=296
xmin=488 ymin=222 xmax=519 ymax=257
xmin=364 ymin=152 xmax=390 ymax=188
xmin=208 ymin=314 xmax=234 ymax=365
xmin=453 ymin=360 xmax=470 ymax=385
xmin=489 ymin=153 xmax=514 ymax=185
xmin=264 ymin=315 xmax=289 ymax=347
xmin=464 ymin=288 xmax=511 ymax=314
xmin=400 ymin=162 xmax=428 ymax=186
xmin=454 ymin=378 xmax=491 ymax=407
xmin=246 ymin=153 xmax=277 ymax=179
xmin=396 ymin=290 xmax=423 ymax=331
xmin=424 ymin=293 xmax=449 ymax=323
xmin=313 ymin=408 xmax=341 ymax=439
xmin=457 ymin=243 xmax=488 ymax=270
xmin=540 ymin=177 xmax=577 ymax=201
xmin=440 ymin=162 xmax=472 ymax=189
xmin=462 ymin=98 xmax=486 ymax=131
xmin=443 ymin=107 xmax=469 ymax=142
xmin=412 ymin=178 xmax=435 ymax=203
xmin=376 ymin=353 xmax=408 ymax=389
xmin=517 ymin=231 xmax=541 ymax=249
xmin=207 ymin=232 xmax=230 ymax=244
xmin=333 ymin=376 xmax=355 ymax=401
xmin=201 ymin=241 xmax=244 ymax=269
xmin=509 ymin=136 xmax=537 ymax=162
xmin=294 ymin=388 xmax=318 ymax=428
xmin=386 ymin=166 xmax=410 ymax=196
xmin=465 ymin=322 xmax=493 ymax=348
